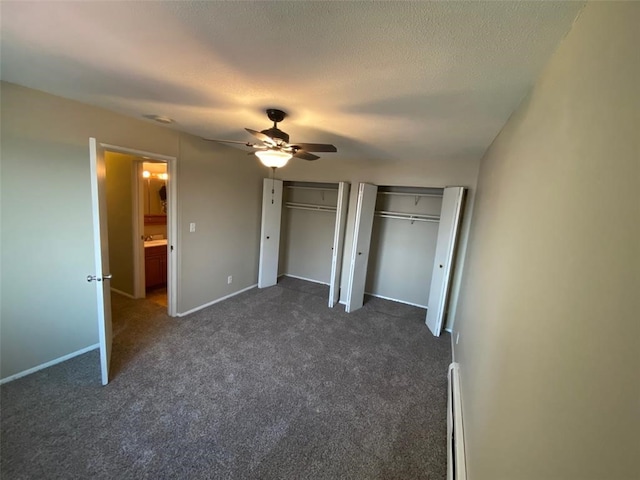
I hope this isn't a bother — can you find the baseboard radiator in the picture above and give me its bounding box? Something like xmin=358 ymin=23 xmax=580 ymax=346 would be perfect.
xmin=447 ymin=363 xmax=467 ymax=480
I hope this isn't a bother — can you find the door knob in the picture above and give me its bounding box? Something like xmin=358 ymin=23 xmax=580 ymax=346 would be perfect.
xmin=87 ymin=274 xmax=113 ymax=282
xmin=358 ymin=252 xmax=362 ymax=255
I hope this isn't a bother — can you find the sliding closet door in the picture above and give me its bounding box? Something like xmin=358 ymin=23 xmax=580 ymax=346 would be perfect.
xmin=328 ymin=182 xmax=350 ymax=307
xmin=345 ymin=183 xmax=378 ymax=313
xmin=426 ymin=186 xmax=466 ymax=336
xmin=258 ymin=178 xmax=283 ymax=288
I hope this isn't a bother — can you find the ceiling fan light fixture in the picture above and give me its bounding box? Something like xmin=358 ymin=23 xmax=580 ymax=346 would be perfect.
xmin=255 ymin=149 xmax=292 ymax=168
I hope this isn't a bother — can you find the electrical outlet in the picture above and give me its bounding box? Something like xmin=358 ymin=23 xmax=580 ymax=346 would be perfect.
xmin=227 ymin=275 xmax=233 ymax=285
xmin=189 ymin=222 xmax=196 ymax=233
xmin=456 ymin=332 xmax=460 ymax=345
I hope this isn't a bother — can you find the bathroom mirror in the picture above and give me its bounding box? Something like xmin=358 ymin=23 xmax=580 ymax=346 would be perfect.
xmin=143 ymin=162 xmax=167 ymax=225
xmin=145 ymin=177 xmax=166 ymax=215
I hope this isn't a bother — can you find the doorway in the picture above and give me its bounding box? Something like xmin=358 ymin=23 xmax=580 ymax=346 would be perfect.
xmin=90 ymin=138 xmax=177 ymax=385
xmin=139 ymin=161 xmax=169 ymax=307
xmin=104 ymin=153 xmax=173 ymax=311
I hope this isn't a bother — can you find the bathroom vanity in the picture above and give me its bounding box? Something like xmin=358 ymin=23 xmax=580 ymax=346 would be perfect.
xmin=145 ymin=239 xmax=167 ymax=289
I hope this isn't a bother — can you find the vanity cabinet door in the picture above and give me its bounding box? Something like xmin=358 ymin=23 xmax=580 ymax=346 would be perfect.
xmin=145 ymin=246 xmax=167 ymax=289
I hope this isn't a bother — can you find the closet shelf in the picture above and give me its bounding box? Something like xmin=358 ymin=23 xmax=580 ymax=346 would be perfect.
xmin=286 ymin=201 xmax=337 ymax=213
xmin=377 ymin=191 xmax=443 ymax=198
xmin=375 ymin=210 xmax=440 ymax=224
xmin=286 ymin=186 xmax=337 ymax=191
xmin=377 ymin=191 xmax=443 ymax=206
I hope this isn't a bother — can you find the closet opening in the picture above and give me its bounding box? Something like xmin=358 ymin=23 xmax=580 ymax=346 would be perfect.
xmin=258 ymin=179 xmax=350 ymax=307
xmin=345 ymin=183 xmax=466 ymax=336
xmin=365 ymin=186 xmax=444 ymax=309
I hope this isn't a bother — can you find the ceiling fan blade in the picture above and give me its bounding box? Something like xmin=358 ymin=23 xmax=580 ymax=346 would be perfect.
xmin=245 ymin=128 xmax=276 ymax=146
xmin=202 ymin=138 xmax=258 ymax=147
xmin=293 ymin=150 xmax=320 ymax=161
xmin=291 ymin=143 xmax=337 ymax=153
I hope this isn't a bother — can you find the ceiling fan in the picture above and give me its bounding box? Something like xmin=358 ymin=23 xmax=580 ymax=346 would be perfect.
xmin=206 ymin=109 xmax=337 ymax=168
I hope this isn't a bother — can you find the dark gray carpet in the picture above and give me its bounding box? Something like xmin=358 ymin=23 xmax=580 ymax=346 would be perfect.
xmin=1 ymin=278 xmax=451 ymax=479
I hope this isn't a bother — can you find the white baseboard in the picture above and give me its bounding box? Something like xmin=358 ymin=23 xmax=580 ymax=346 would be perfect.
xmin=280 ymin=273 xmax=329 ymax=286
xmin=111 ymin=288 xmax=135 ymax=299
xmin=364 ymin=292 xmax=428 ymax=310
xmin=447 ymin=362 xmax=467 ymax=480
xmin=0 ymin=343 xmax=100 ymax=385
xmin=451 ymin=331 xmax=456 ymax=363
xmin=176 ymin=283 xmax=257 ymax=317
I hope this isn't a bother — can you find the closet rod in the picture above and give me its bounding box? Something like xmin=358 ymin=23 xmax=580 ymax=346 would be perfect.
xmin=285 ymin=201 xmax=336 ymax=212
xmin=376 ymin=210 xmax=440 ymax=220
xmin=375 ymin=210 xmax=440 ymax=224
xmin=375 ymin=214 xmax=440 ymax=224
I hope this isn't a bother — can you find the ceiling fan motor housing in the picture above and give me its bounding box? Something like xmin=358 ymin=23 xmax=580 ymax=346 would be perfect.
xmin=261 ymin=127 xmax=289 ymax=144
xmin=266 ymin=108 xmax=286 ymax=123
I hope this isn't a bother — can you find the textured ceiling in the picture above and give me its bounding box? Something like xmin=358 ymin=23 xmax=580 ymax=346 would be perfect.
xmin=0 ymin=1 xmax=584 ymax=164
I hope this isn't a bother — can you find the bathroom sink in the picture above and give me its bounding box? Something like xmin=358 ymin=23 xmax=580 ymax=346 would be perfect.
xmin=144 ymin=239 xmax=167 ymax=247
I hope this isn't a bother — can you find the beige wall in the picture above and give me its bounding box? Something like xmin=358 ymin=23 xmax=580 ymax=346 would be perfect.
xmin=105 ymin=152 xmax=135 ymax=296
xmin=0 ymin=81 xmax=264 ymax=379
xmin=176 ymin=135 xmax=264 ymax=311
xmin=453 ymin=3 xmax=639 ymax=479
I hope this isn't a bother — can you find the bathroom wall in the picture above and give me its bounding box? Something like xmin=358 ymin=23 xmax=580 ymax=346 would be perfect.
xmin=105 ymin=152 xmax=135 ymax=296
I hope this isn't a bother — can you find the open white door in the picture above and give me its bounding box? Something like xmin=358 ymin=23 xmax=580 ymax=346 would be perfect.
xmin=89 ymin=138 xmax=113 ymax=385
xmin=426 ymin=187 xmax=466 ymax=336
xmin=345 ymin=183 xmax=378 ymax=313
xmin=328 ymin=182 xmax=350 ymax=307
xmin=258 ymin=178 xmax=283 ymax=288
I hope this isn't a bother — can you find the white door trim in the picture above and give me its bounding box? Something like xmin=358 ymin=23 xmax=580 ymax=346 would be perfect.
xmin=132 ymin=161 xmax=145 ymax=299
xmin=166 ymin=155 xmax=178 ymax=317
xmin=100 ymin=143 xmax=176 ymax=162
